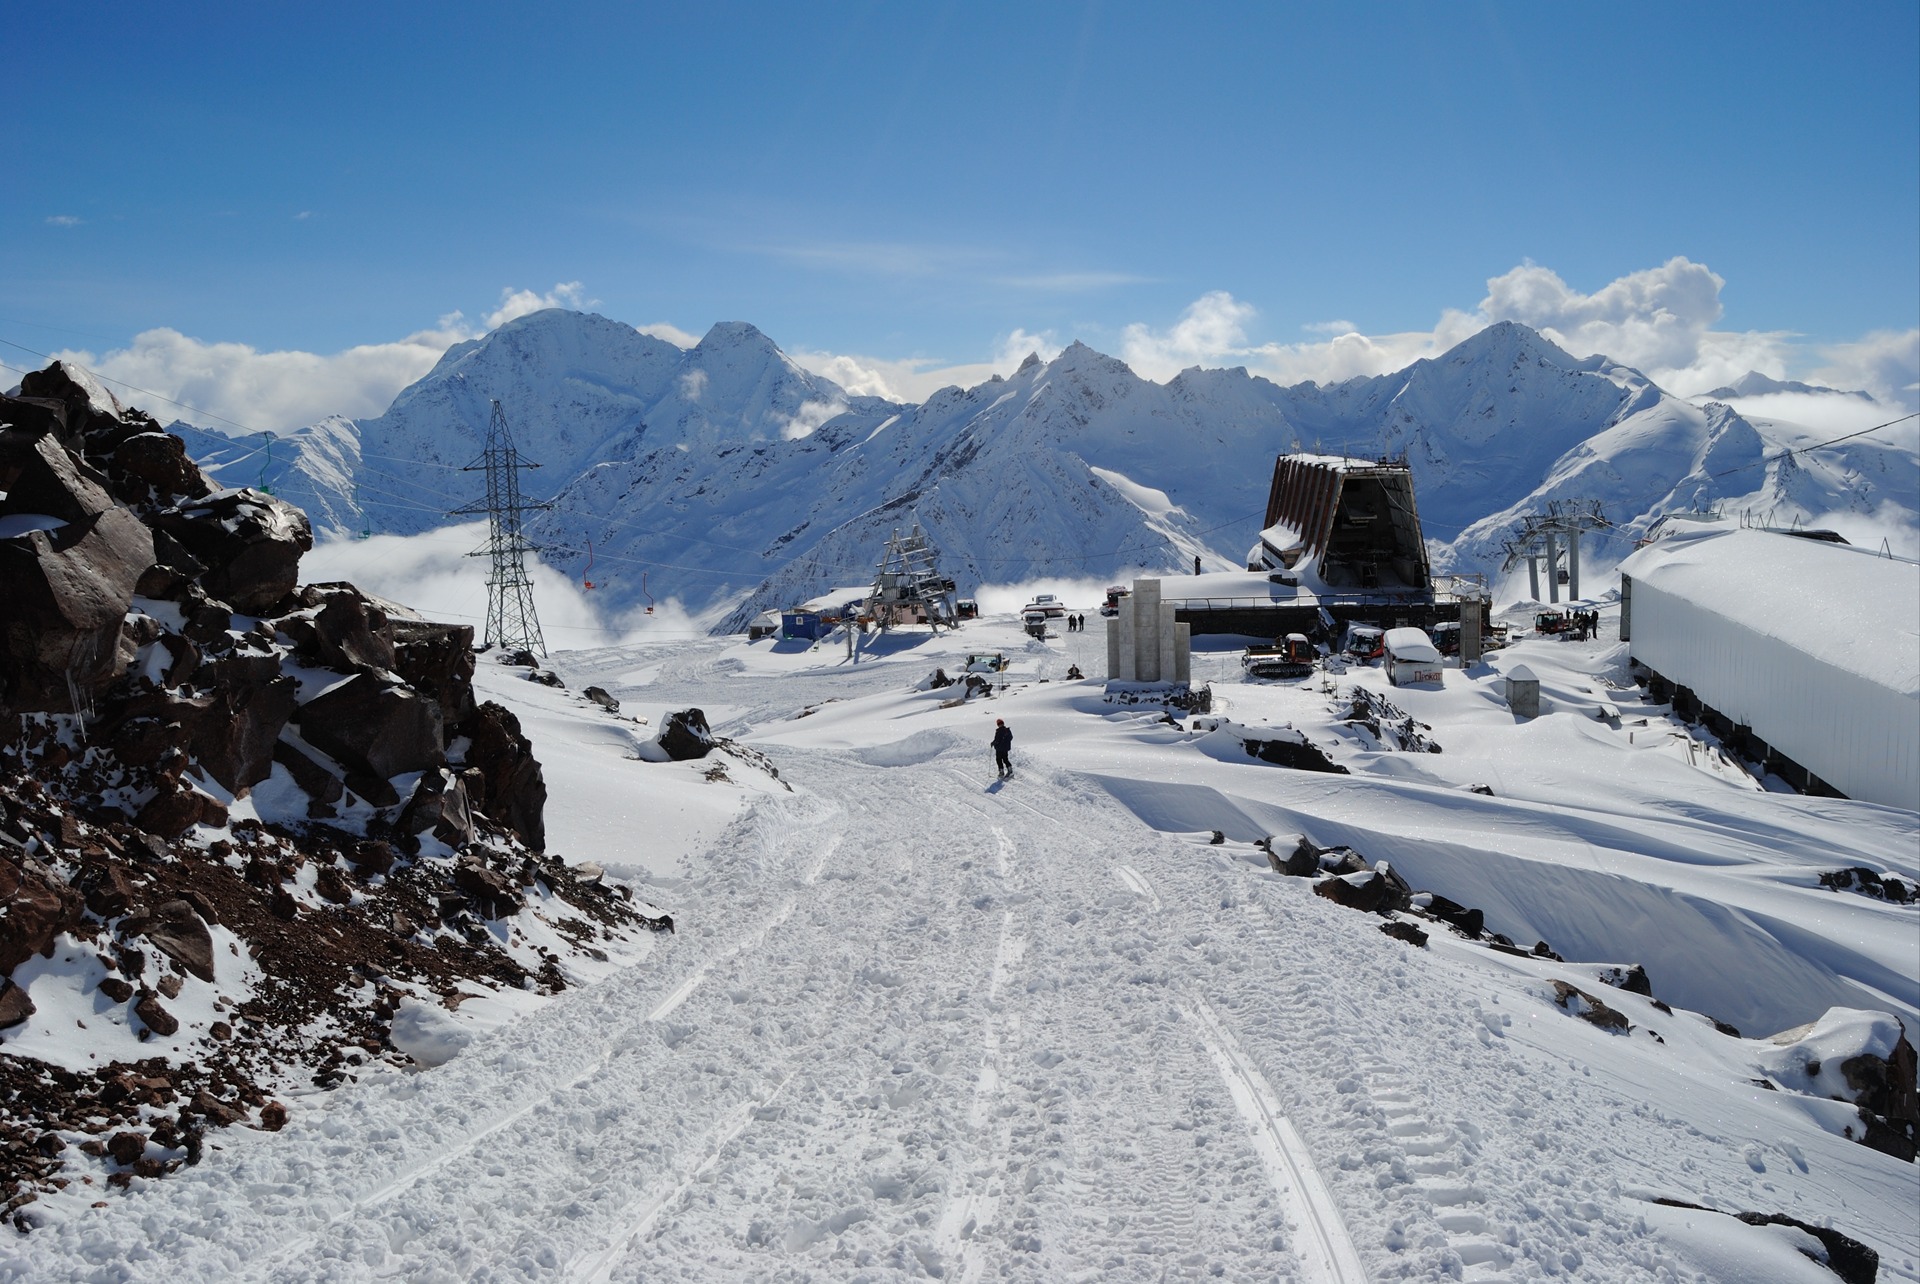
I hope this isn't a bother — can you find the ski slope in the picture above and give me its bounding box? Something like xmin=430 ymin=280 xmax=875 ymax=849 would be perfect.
xmin=8 ymin=610 xmax=1917 ymax=1282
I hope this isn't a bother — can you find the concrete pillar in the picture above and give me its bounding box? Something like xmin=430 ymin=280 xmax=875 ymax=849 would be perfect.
xmin=1567 ymin=529 xmax=1582 ymax=601
xmin=1544 ymin=533 xmax=1561 ymax=604
xmin=1527 ymin=554 xmax=1540 ymax=602
xmin=1461 ymin=601 xmax=1482 ymax=665
xmin=1106 ymin=616 xmax=1121 ymax=680
xmin=1135 ymin=579 xmax=1163 ymax=682
xmin=1173 ymin=622 xmax=1191 ymax=684
xmin=1158 ymin=602 xmax=1176 ymax=684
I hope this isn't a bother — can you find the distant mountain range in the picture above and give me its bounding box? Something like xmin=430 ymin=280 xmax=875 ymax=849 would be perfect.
xmin=169 ymin=311 xmax=1916 ymax=627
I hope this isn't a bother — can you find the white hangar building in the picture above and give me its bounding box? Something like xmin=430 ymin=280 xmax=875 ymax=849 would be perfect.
xmin=1619 ymin=524 xmax=1919 ymax=811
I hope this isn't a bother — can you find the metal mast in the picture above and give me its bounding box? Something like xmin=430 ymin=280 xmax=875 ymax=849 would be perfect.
xmin=1500 ymin=499 xmax=1608 ymax=603
xmin=454 ymin=400 xmax=551 ymax=654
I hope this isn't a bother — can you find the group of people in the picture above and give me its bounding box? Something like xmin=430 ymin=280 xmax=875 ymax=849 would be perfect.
xmin=1564 ymin=609 xmax=1600 ymax=640
xmin=1063 ymin=613 xmax=1090 ymax=632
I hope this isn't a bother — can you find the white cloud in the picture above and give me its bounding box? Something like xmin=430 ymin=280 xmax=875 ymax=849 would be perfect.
xmin=42 ymin=282 xmax=611 ymax=434
xmin=1810 ymin=328 xmax=1920 ymax=410
xmin=52 ymin=320 xmax=473 ymax=435
xmin=1121 ymin=292 xmax=1258 ymax=379
xmin=638 ymin=322 xmax=700 ymax=349
xmin=678 ymin=369 xmax=708 ymax=402
xmin=302 ymin=524 xmax=696 ymax=651
xmin=774 ymin=398 xmax=846 ymax=441
xmin=485 ymin=281 xmax=594 ymax=328
xmin=44 ymin=215 xmax=82 ymax=227
xmin=1107 ymin=259 xmax=1914 ymax=411
xmin=993 ymin=328 xmax=1062 ymax=371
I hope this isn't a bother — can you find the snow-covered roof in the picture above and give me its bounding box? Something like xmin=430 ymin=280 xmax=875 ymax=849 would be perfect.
xmin=1382 ymin=627 xmax=1440 ymax=663
xmin=1620 ymin=527 xmax=1920 ymax=697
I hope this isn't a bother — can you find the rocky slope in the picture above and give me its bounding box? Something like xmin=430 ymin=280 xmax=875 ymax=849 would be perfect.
xmin=0 ymin=366 xmax=656 ymax=1225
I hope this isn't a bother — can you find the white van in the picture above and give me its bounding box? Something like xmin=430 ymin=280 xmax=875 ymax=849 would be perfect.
xmin=1383 ymin=626 xmax=1443 ymax=686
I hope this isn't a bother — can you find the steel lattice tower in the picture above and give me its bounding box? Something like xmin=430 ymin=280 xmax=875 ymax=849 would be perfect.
xmin=454 ymin=400 xmax=551 ymax=654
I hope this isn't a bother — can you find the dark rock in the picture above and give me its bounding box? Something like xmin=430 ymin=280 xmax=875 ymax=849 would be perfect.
xmin=109 ymin=432 xmax=207 ymax=504
xmin=156 ymin=972 xmax=182 ymax=999
xmin=1550 ymin=981 xmax=1628 ymax=1032
xmin=309 ymin=591 xmax=397 ymax=673
xmin=123 ymin=899 xmax=216 ymax=982
xmin=398 ymin=768 xmax=475 ymax=848
xmin=1314 ymin=872 xmax=1390 ymax=914
xmin=461 ymin=701 xmax=546 ymax=851
xmin=1372 ymin=862 xmax=1414 ymax=914
xmin=658 ymin=708 xmax=717 ymax=761
xmin=294 ymin=672 xmax=445 ymax=782
xmin=272 ymin=739 xmax=345 ymax=807
xmin=1242 ymin=733 xmax=1349 ymax=774
xmin=1320 ymin=847 xmax=1371 ymax=876
xmin=1532 ymin=940 xmax=1564 ymax=962
xmin=1207 ymin=830 xmax=1225 ymax=845
xmin=389 ymin=618 xmax=475 ymax=726
xmin=1840 ymin=1026 xmax=1918 ymax=1161
xmin=583 ymin=686 xmax=619 ymax=714
xmin=314 ymin=866 xmax=352 ymax=905
xmin=192 ymin=657 xmax=297 ymax=795
xmin=134 ymin=785 xmax=218 ymax=840
xmin=77 ymin=860 xmax=138 ymax=918
xmin=98 ymin=976 xmax=133 ymax=1004
xmin=1421 ymin=894 xmax=1485 ymax=937
xmin=0 ymin=437 xmax=156 ymax=712
xmin=453 ymin=861 xmax=520 ymax=919
xmin=133 ymin=990 xmax=179 ymax=1037
xmin=189 ymin=1088 xmax=243 ymax=1127
xmin=0 ymin=858 xmax=85 ymax=973
xmin=1598 ymin=964 xmax=1653 ymax=996
xmin=106 ymin=1131 xmax=147 ymax=1166
xmin=1653 ymin=1201 xmax=1879 ymax=1284
xmin=258 ymin=1101 xmax=288 ymax=1131
xmin=1379 ymin=920 xmax=1428 ymax=947
xmin=0 ymin=979 xmax=35 ymax=1028
xmin=148 ymin=489 xmax=312 ymax=615
xmin=269 ymin=889 xmax=299 ymax=921
xmin=347 ymin=839 xmax=396 ymax=877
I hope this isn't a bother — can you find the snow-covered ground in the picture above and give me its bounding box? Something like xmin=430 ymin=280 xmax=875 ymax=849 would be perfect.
xmin=7 ymin=607 xmax=1916 ymax=1282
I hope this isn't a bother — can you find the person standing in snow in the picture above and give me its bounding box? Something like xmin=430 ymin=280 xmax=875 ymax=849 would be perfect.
xmin=991 ymin=718 xmax=1013 ymax=778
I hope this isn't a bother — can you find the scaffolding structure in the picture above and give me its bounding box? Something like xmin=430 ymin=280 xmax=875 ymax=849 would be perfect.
xmin=453 ymin=400 xmax=551 ymax=654
xmin=869 ymin=520 xmax=959 ymax=630
xmin=1501 ymin=499 xmax=1608 ymax=603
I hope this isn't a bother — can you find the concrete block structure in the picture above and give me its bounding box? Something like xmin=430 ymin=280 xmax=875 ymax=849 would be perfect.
xmin=1106 ymin=577 xmax=1191 ymax=683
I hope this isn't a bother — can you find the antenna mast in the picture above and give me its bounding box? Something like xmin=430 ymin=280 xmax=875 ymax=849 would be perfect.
xmin=454 ymin=400 xmax=551 ymax=654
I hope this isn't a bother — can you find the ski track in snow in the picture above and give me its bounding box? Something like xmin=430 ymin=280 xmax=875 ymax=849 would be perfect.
xmin=11 ymin=631 xmax=1919 ymax=1282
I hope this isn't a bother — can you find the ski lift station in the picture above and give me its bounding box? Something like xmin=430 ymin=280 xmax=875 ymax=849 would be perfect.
xmin=1619 ymin=523 xmax=1920 ymax=810
xmin=1130 ymin=454 xmax=1482 ymax=641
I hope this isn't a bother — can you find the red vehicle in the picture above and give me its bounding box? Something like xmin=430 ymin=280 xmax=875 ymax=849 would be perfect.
xmin=1344 ymin=625 xmax=1385 ymax=661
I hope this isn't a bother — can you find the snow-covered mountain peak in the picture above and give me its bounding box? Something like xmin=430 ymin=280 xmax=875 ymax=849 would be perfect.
xmin=1705 ymin=370 xmax=1876 ymax=401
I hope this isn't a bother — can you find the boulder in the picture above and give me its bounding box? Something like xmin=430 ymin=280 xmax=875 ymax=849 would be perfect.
xmin=135 ymin=784 xmax=219 ymax=840
xmin=294 ymin=672 xmax=445 ymax=783
xmin=1551 ymin=980 xmax=1629 ymax=1032
xmin=272 ymin=739 xmax=345 ymax=808
xmin=453 ymin=860 xmax=521 ymax=919
xmin=0 ymin=978 xmax=34 ymax=1028
xmin=193 ymin=657 xmax=298 ymax=795
xmin=461 ymin=701 xmax=546 ymax=851
xmin=1272 ymin=837 xmax=1321 ymax=877
xmin=1313 ymin=871 xmax=1391 ymax=914
xmin=106 ymin=1130 xmax=147 ymax=1166
xmin=108 ymin=431 xmax=209 ymax=506
xmin=133 ymin=990 xmax=179 ymax=1037
xmin=389 ymin=618 xmax=476 ymax=725
xmin=123 ymin=899 xmax=216 ymax=982
xmin=1598 ymin=964 xmax=1653 ymax=996
xmin=1421 ymin=894 xmax=1485 ymax=937
xmin=347 ymin=839 xmax=396 ymax=877
xmin=583 ymin=686 xmax=619 ymax=714
xmin=1379 ymin=920 xmax=1428 ymax=948
xmin=77 ymin=859 xmax=138 ymax=918
xmin=148 ymin=489 xmax=312 ymax=615
xmin=0 ymin=857 xmax=85 ymax=974
xmin=658 ymin=708 xmax=717 ymax=761
xmin=0 ymin=498 xmax=154 ymax=714
xmin=398 ymin=768 xmax=476 ymax=849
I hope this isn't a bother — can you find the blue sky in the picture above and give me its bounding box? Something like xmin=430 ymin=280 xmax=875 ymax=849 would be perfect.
xmin=4 ymin=2 xmax=1916 ymax=425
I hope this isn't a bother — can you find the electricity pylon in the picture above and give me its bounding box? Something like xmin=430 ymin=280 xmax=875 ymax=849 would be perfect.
xmin=453 ymin=400 xmax=551 ymax=654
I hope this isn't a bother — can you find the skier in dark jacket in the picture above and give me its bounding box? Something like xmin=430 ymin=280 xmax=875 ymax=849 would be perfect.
xmin=991 ymin=718 xmax=1013 ymax=778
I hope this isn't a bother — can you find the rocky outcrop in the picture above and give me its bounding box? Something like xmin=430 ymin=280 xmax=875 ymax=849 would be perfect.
xmin=0 ymin=364 xmax=641 ymax=1221
xmin=658 ymin=708 xmax=717 ymax=761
